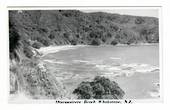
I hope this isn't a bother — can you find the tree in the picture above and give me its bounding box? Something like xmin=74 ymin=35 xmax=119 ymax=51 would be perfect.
xmin=36 ymin=37 xmax=50 ymax=46
xmin=90 ymin=39 xmax=102 ymax=45
xmin=48 ymin=34 xmax=55 ymax=39
xmin=73 ymin=76 xmax=125 ymax=99
xmin=9 ymin=25 xmax=21 ymax=60
xmin=23 ymin=46 xmax=34 ymax=58
xmin=111 ymin=40 xmax=118 ymax=45
xmin=73 ymin=82 xmax=93 ymax=99
xmin=92 ymin=83 xmax=105 ymax=99
xmin=135 ymin=17 xmax=145 ymax=24
xmin=32 ymin=42 xmax=42 ymax=49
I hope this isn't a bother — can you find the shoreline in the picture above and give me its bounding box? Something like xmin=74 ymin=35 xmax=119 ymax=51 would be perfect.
xmin=37 ymin=45 xmax=87 ymax=56
xmin=115 ymin=43 xmax=159 ymax=46
xmin=37 ymin=43 xmax=159 ymax=56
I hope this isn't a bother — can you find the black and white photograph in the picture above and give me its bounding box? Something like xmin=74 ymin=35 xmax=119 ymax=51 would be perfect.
xmin=8 ymin=7 xmax=161 ymax=103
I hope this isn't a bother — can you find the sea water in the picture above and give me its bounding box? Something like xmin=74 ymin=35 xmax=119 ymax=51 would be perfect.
xmin=42 ymin=45 xmax=159 ymax=99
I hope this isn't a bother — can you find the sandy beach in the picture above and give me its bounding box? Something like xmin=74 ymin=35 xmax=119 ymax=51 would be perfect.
xmin=38 ymin=45 xmax=86 ymax=56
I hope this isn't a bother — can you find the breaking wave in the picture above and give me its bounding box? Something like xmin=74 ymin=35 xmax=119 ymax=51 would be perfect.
xmin=72 ymin=60 xmax=96 ymax=65
xmin=95 ymin=63 xmax=159 ymax=77
xmin=43 ymin=59 xmax=67 ymax=64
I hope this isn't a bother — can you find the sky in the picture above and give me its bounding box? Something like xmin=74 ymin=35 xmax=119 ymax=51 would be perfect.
xmin=81 ymin=9 xmax=159 ymax=18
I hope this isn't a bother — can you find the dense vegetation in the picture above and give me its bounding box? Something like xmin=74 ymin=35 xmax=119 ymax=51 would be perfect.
xmin=73 ymin=76 xmax=125 ymax=99
xmin=10 ymin=59 xmax=65 ymax=99
xmin=9 ymin=10 xmax=159 ymax=59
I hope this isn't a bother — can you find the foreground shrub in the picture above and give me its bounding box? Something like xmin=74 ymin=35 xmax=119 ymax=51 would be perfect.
xmin=73 ymin=76 xmax=125 ymax=99
xmin=10 ymin=59 xmax=64 ymax=99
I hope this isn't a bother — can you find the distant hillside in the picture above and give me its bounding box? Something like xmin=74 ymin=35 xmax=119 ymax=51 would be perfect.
xmin=9 ymin=10 xmax=159 ymax=59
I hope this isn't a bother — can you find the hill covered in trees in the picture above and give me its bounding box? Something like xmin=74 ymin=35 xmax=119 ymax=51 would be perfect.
xmin=9 ymin=10 xmax=159 ymax=51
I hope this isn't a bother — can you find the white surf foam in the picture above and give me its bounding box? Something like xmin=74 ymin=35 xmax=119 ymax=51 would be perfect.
xmin=43 ymin=59 xmax=67 ymax=64
xmin=110 ymin=57 xmax=122 ymax=60
xmin=95 ymin=63 xmax=159 ymax=77
xmin=72 ymin=60 xmax=97 ymax=65
xmin=122 ymin=63 xmax=159 ymax=73
xmin=95 ymin=65 xmax=108 ymax=70
xmin=73 ymin=60 xmax=90 ymax=63
xmin=107 ymin=67 xmax=121 ymax=71
xmin=148 ymin=89 xmax=160 ymax=98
